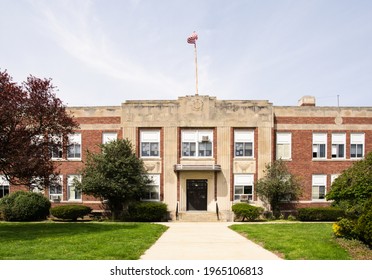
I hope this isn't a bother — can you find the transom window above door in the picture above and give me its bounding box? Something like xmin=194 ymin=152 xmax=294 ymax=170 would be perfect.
xmin=181 ymin=129 xmax=213 ymax=157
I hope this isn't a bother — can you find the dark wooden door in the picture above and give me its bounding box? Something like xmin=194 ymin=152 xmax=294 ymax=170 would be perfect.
xmin=186 ymin=179 xmax=207 ymax=211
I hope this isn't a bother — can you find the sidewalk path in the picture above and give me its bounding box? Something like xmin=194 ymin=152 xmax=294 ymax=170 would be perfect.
xmin=140 ymin=222 xmax=282 ymax=260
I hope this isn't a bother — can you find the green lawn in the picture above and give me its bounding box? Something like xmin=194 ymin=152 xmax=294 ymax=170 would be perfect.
xmin=0 ymin=222 xmax=167 ymax=260
xmin=230 ymin=223 xmax=352 ymax=260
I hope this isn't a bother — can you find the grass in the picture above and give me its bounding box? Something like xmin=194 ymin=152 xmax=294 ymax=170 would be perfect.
xmin=230 ymin=222 xmax=367 ymax=260
xmin=0 ymin=221 xmax=168 ymax=260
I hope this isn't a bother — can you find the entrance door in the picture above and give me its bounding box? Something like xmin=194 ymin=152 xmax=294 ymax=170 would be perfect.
xmin=186 ymin=179 xmax=207 ymax=211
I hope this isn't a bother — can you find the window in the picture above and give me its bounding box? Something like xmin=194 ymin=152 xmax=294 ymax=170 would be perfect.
xmin=140 ymin=130 xmax=160 ymax=157
xmin=30 ymin=177 xmax=45 ymax=193
xmin=312 ymin=175 xmax=326 ymax=200
xmin=102 ymin=132 xmax=117 ymax=144
xmin=142 ymin=174 xmax=160 ymax=201
xmin=49 ymin=175 xmax=63 ymax=201
xmin=332 ymin=133 xmax=345 ymax=159
xmin=182 ymin=130 xmax=213 ymax=157
xmin=312 ymin=133 xmax=327 ymax=159
xmin=234 ymin=130 xmax=254 ymax=157
xmin=0 ymin=176 xmax=9 ymax=199
xmin=350 ymin=133 xmax=364 ymax=159
xmin=67 ymin=133 xmax=81 ymax=159
xmin=234 ymin=174 xmax=254 ymax=201
xmin=276 ymin=132 xmax=291 ymax=160
xmin=49 ymin=135 xmax=63 ymax=159
xmin=67 ymin=175 xmax=82 ymax=201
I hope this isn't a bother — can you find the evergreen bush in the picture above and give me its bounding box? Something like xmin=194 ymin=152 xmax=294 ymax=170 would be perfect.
xmin=355 ymin=198 xmax=372 ymax=247
xmin=50 ymin=205 xmax=92 ymax=221
xmin=333 ymin=218 xmax=358 ymax=239
xmin=127 ymin=201 xmax=168 ymax=222
xmin=0 ymin=191 xmax=51 ymax=221
xmin=297 ymin=207 xmax=345 ymax=221
xmin=232 ymin=203 xmax=264 ymax=221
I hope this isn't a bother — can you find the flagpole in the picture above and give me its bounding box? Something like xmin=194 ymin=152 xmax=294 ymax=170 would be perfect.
xmin=194 ymin=43 xmax=199 ymax=96
xmin=187 ymin=31 xmax=199 ymax=96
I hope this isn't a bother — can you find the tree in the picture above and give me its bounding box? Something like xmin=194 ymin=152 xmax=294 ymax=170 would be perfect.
xmin=327 ymin=152 xmax=372 ymax=215
xmin=256 ymin=159 xmax=302 ymax=217
xmin=74 ymin=139 xmax=152 ymax=220
xmin=0 ymin=70 xmax=78 ymax=188
xmin=327 ymin=152 xmax=372 ymax=246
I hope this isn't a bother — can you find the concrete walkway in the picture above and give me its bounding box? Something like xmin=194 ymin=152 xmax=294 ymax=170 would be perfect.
xmin=140 ymin=222 xmax=282 ymax=260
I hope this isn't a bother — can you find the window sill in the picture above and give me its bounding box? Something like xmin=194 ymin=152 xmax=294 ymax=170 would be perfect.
xmin=181 ymin=157 xmax=214 ymax=160
xmin=141 ymin=157 xmax=161 ymax=159
xmin=66 ymin=158 xmax=82 ymax=161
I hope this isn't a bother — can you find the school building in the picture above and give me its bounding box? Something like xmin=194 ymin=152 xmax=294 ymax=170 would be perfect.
xmin=1 ymin=95 xmax=371 ymax=221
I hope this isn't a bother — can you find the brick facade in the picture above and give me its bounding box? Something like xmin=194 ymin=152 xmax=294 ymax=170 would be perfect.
xmin=2 ymin=96 xmax=372 ymax=218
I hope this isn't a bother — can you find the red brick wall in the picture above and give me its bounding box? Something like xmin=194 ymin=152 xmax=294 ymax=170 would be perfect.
xmin=274 ymin=129 xmax=372 ymax=204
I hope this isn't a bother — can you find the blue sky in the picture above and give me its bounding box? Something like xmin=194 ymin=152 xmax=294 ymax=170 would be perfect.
xmin=1 ymin=0 xmax=371 ymax=107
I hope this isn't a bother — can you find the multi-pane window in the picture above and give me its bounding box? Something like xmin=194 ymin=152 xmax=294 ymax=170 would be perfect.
xmin=49 ymin=175 xmax=63 ymax=201
xmin=234 ymin=174 xmax=254 ymax=201
xmin=142 ymin=174 xmax=160 ymax=201
xmin=140 ymin=130 xmax=160 ymax=157
xmin=312 ymin=133 xmax=327 ymax=159
xmin=312 ymin=175 xmax=326 ymax=200
xmin=276 ymin=132 xmax=291 ymax=160
xmin=0 ymin=175 xmax=10 ymax=199
xmin=350 ymin=133 xmax=364 ymax=159
xmin=67 ymin=175 xmax=82 ymax=201
xmin=30 ymin=177 xmax=44 ymax=193
xmin=331 ymin=133 xmax=345 ymax=159
xmin=102 ymin=132 xmax=117 ymax=144
xmin=234 ymin=130 xmax=254 ymax=157
xmin=67 ymin=133 xmax=81 ymax=159
xmin=49 ymin=135 xmax=63 ymax=159
xmin=182 ymin=130 xmax=213 ymax=157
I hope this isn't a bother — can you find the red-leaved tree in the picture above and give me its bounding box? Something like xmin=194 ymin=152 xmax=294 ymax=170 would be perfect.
xmin=0 ymin=70 xmax=79 ymax=189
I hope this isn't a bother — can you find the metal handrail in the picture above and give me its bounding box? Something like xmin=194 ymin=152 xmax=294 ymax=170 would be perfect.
xmin=176 ymin=201 xmax=179 ymax=220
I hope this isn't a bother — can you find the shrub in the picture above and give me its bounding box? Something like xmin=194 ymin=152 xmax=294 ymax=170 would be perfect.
xmin=50 ymin=205 xmax=92 ymax=221
xmin=287 ymin=214 xmax=297 ymax=221
xmin=355 ymin=198 xmax=372 ymax=247
xmin=0 ymin=191 xmax=51 ymax=221
xmin=297 ymin=207 xmax=345 ymax=221
xmin=333 ymin=218 xmax=358 ymax=239
xmin=127 ymin=202 xmax=168 ymax=222
xmin=232 ymin=203 xmax=264 ymax=221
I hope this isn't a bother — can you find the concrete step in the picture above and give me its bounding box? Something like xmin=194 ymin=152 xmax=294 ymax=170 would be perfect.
xmin=176 ymin=211 xmax=226 ymax=222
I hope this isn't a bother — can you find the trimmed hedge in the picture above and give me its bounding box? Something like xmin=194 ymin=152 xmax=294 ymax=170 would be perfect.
xmin=127 ymin=201 xmax=168 ymax=222
xmin=232 ymin=203 xmax=264 ymax=221
xmin=50 ymin=205 xmax=92 ymax=221
xmin=0 ymin=191 xmax=51 ymax=221
xmin=297 ymin=207 xmax=345 ymax=221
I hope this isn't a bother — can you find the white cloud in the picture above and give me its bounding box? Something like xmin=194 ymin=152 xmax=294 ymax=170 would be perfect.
xmin=30 ymin=0 xmax=186 ymax=99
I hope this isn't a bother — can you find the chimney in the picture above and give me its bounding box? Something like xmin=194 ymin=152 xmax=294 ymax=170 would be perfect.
xmin=298 ymin=96 xmax=316 ymax=106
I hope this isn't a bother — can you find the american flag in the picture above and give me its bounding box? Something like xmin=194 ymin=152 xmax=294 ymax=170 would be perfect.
xmin=187 ymin=31 xmax=198 ymax=44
